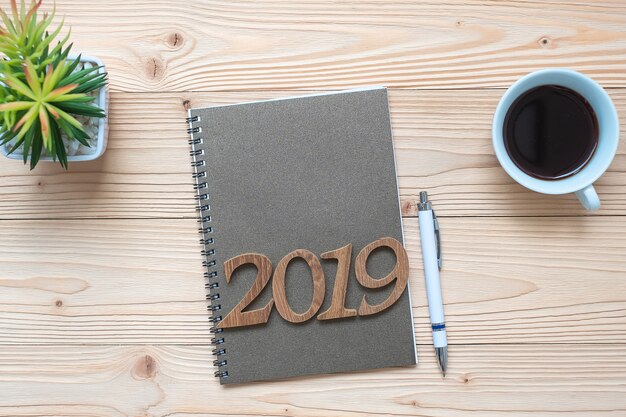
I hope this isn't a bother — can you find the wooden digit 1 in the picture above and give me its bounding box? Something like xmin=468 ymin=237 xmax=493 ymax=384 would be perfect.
xmin=272 ymin=249 xmax=326 ymax=323
xmin=354 ymin=237 xmax=409 ymax=316
xmin=218 ymin=253 xmax=274 ymax=329
xmin=317 ymin=243 xmax=357 ymax=320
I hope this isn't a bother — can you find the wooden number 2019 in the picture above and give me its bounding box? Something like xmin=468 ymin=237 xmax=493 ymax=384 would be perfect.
xmin=217 ymin=237 xmax=408 ymax=329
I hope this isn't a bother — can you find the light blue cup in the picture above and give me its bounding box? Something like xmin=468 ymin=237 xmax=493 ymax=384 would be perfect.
xmin=493 ymin=69 xmax=619 ymax=211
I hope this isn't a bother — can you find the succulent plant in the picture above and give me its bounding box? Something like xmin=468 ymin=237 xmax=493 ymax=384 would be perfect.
xmin=0 ymin=0 xmax=107 ymax=169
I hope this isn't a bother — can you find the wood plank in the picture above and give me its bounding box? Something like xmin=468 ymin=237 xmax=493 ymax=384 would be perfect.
xmin=0 ymin=216 xmax=624 ymax=345
xmin=1 ymin=89 xmax=624 ymax=218
xmin=38 ymin=0 xmax=626 ymax=91
xmin=0 ymin=344 xmax=625 ymax=417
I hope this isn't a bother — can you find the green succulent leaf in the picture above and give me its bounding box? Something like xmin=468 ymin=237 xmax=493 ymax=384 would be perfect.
xmin=0 ymin=9 xmax=17 ymax=36
xmin=21 ymin=117 xmax=36 ymax=163
xmin=29 ymin=123 xmax=42 ymax=169
xmin=0 ymin=101 xmax=33 ymax=111
xmin=6 ymin=133 xmax=25 ymax=155
xmin=9 ymin=0 xmax=19 ymax=24
xmin=71 ymin=76 xmax=107 ymax=94
xmin=22 ymin=60 xmax=41 ymax=96
xmin=55 ymin=101 xmax=104 ymax=118
xmin=57 ymin=119 xmax=90 ymax=147
xmin=14 ymin=103 xmax=40 ymax=137
xmin=50 ymin=104 xmax=83 ymax=129
xmin=0 ymin=125 xmax=18 ymax=145
xmin=3 ymin=72 xmax=36 ymax=99
xmin=52 ymin=122 xmax=67 ymax=169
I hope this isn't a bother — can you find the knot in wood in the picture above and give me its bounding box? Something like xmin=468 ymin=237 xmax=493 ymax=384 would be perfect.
xmin=134 ymin=354 xmax=158 ymax=379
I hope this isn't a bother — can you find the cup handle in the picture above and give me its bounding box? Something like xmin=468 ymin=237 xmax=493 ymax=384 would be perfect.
xmin=575 ymin=185 xmax=601 ymax=211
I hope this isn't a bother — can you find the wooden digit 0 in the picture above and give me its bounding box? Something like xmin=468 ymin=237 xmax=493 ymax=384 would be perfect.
xmin=354 ymin=237 xmax=409 ymax=316
xmin=218 ymin=253 xmax=274 ymax=329
xmin=272 ymin=249 xmax=326 ymax=323
xmin=317 ymin=244 xmax=357 ymax=320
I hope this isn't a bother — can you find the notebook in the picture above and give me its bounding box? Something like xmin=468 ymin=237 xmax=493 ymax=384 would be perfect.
xmin=186 ymin=87 xmax=417 ymax=384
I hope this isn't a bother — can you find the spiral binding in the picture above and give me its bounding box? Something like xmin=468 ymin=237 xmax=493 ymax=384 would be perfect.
xmin=187 ymin=113 xmax=228 ymax=380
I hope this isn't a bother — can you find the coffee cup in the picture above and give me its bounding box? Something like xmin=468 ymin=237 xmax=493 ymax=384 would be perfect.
xmin=492 ymin=69 xmax=619 ymax=211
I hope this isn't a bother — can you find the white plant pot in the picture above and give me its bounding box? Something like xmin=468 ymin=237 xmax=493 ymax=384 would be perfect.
xmin=1 ymin=54 xmax=109 ymax=162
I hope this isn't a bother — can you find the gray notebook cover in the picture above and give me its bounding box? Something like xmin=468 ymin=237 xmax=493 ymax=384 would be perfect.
xmin=188 ymin=87 xmax=417 ymax=384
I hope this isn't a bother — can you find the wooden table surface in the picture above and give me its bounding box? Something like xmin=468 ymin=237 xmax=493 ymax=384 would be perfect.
xmin=1 ymin=1 xmax=626 ymax=416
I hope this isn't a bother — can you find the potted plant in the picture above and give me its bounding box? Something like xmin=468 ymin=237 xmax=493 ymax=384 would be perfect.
xmin=0 ymin=0 xmax=108 ymax=169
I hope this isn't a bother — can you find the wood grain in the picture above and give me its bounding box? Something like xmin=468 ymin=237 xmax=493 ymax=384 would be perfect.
xmin=0 ymin=89 xmax=625 ymax=219
xmin=36 ymin=1 xmax=626 ymax=92
xmin=0 ymin=217 xmax=624 ymax=345
xmin=355 ymin=237 xmax=409 ymax=316
xmin=272 ymin=249 xmax=326 ymax=323
xmin=318 ymin=244 xmax=357 ymax=321
xmin=219 ymin=253 xmax=274 ymax=329
xmin=0 ymin=344 xmax=624 ymax=417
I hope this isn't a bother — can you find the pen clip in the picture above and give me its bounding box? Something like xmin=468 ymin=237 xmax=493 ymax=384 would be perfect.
xmin=432 ymin=209 xmax=442 ymax=270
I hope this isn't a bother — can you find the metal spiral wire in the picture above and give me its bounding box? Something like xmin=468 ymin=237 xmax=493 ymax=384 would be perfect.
xmin=187 ymin=113 xmax=228 ymax=380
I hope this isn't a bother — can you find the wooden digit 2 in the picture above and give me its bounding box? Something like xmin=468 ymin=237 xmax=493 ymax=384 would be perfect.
xmin=354 ymin=237 xmax=409 ymax=316
xmin=218 ymin=253 xmax=274 ymax=329
xmin=272 ymin=249 xmax=326 ymax=323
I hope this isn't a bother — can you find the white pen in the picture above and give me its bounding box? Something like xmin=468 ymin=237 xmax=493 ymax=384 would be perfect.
xmin=417 ymin=191 xmax=448 ymax=376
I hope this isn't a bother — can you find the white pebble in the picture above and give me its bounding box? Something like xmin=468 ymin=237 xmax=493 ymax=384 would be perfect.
xmin=67 ymin=138 xmax=79 ymax=156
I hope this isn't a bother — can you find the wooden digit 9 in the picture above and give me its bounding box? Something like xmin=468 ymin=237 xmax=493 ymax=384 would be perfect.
xmin=272 ymin=249 xmax=326 ymax=323
xmin=354 ymin=237 xmax=409 ymax=316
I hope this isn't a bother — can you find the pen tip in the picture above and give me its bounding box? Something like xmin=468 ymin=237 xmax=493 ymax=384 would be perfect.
xmin=435 ymin=346 xmax=447 ymax=377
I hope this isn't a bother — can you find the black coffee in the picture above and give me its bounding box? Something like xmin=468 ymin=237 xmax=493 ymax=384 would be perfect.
xmin=503 ymin=85 xmax=599 ymax=180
